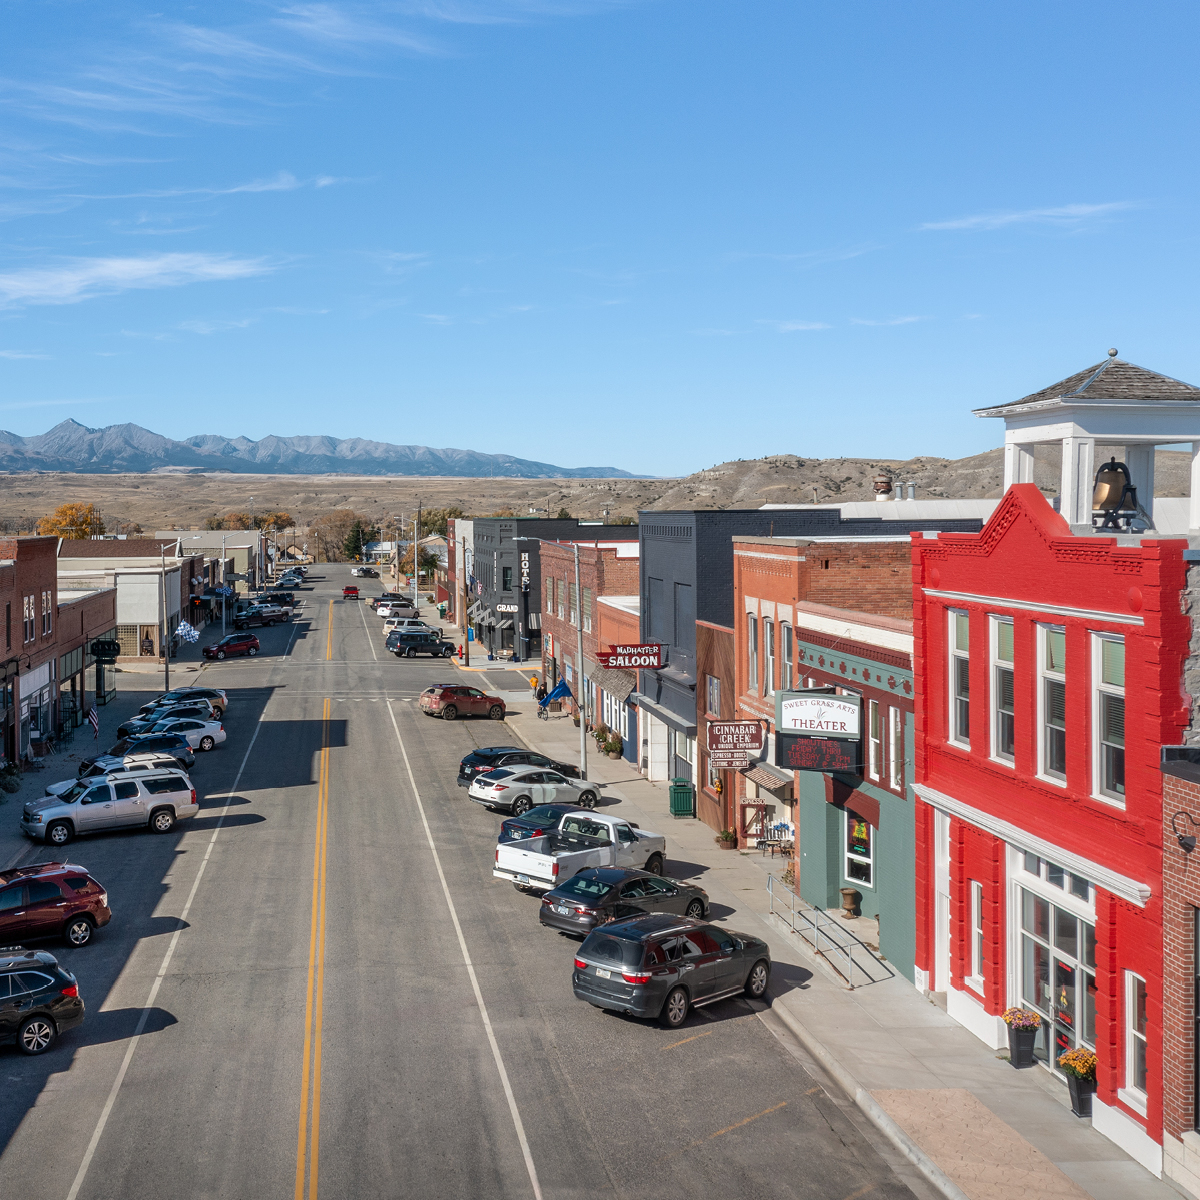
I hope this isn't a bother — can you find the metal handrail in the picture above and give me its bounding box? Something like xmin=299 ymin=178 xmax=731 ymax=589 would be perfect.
xmin=766 ymin=874 xmax=893 ymax=989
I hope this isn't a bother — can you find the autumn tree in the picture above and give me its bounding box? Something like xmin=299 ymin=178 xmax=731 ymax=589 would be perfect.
xmin=398 ymin=543 xmax=441 ymax=579
xmin=254 ymin=511 xmax=293 ymax=530
xmin=416 ymin=507 xmax=464 ymax=538
xmin=36 ymin=502 xmax=106 ymax=539
xmin=311 ymin=509 xmax=372 ymax=562
xmin=221 ymin=512 xmax=252 ymax=530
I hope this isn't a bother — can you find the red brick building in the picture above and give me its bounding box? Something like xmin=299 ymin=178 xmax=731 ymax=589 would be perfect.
xmin=911 ymin=485 xmax=1186 ymax=1174
xmin=56 ymin=584 xmax=118 ymax=729
xmin=596 ymin=594 xmax=640 ymax=764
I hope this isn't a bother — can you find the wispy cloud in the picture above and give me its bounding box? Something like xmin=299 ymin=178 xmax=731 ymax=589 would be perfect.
xmin=0 ymin=252 xmax=272 ymax=306
xmin=920 ymin=202 xmax=1135 ymax=232
xmin=0 ymin=349 xmax=50 ymax=359
xmin=416 ymin=312 xmax=453 ymax=324
xmin=728 ymin=244 xmax=878 ymax=268
xmin=274 ymin=5 xmax=440 ymax=53
xmin=75 ymin=171 xmax=321 ymax=200
xmin=177 ymin=317 xmax=257 ymax=334
xmin=850 ymin=315 xmax=923 ymax=326
xmin=758 ymin=319 xmax=831 ymax=332
xmin=0 ymin=397 xmax=99 ymax=411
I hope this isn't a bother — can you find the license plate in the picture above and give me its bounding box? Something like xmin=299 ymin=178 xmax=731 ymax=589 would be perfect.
xmin=516 ymin=874 xmax=530 ymax=884
xmin=595 ymin=968 xmax=611 ymax=979
xmin=554 ymin=905 xmax=569 ymax=915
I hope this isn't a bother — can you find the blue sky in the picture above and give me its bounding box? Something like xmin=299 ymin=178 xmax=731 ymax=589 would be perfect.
xmin=2 ymin=1 xmax=1199 ymax=477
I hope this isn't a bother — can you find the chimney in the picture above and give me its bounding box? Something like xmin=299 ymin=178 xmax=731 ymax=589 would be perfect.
xmin=873 ymin=474 xmax=894 ymax=501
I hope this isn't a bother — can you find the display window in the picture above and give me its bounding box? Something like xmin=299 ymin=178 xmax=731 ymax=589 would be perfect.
xmin=845 ymin=812 xmax=873 ymax=887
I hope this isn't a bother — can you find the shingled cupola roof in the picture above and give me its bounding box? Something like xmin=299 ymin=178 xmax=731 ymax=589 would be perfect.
xmin=974 ymin=353 xmax=1200 ymax=417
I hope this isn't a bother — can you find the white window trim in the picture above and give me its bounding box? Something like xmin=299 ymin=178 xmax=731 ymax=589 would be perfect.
xmin=1092 ymin=632 xmax=1126 ymax=809
xmin=967 ymin=879 xmax=984 ymax=994
xmin=1036 ymin=623 xmax=1068 ymax=788
xmin=1124 ymin=970 xmax=1148 ymax=1110
xmin=888 ymin=706 xmax=903 ymax=791
xmin=867 ymin=699 xmax=881 ymax=781
xmin=747 ymin=613 xmax=758 ymax=693
xmin=844 ymin=809 xmax=875 ymax=891
xmin=948 ymin=608 xmax=970 ymax=749
xmin=781 ymin=623 xmax=793 ymax=692
xmin=990 ymin=615 xmax=1015 ymax=768
xmin=764 ymin=618 xmax=775 ymax=697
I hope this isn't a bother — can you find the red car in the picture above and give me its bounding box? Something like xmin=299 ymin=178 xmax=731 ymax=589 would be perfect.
xmin=343 ymin=586 xmax=359 ymax=599
xmin=0 ymin=861 xmax=112 ymax=947
xmin=202 ymin=632 xmax=261 ymax=660
xmin=419 ymin=685 xmax=506 ymax=722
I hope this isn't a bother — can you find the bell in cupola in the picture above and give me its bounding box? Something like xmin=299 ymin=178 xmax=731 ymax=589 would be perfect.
xmin=1092 ymin=457 xmax=1138 ymax=529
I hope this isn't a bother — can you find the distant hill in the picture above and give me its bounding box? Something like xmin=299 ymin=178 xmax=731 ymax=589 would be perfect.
xmin=0 ymin=420 xmax=639 ymax=479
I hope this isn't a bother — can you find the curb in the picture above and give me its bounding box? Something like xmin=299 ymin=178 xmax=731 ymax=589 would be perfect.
xmin=769 ymin=1001 xmax=971 ymax=1200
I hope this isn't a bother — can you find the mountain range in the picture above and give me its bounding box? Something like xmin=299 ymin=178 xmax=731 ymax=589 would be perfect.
xmin=0 ymin=421 xmax=638 ymax=478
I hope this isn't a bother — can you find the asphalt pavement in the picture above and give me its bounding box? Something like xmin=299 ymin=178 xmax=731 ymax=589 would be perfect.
xmin=0 ymin=566 xmax=926 ymax=1200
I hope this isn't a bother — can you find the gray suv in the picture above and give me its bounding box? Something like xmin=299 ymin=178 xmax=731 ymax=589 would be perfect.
xmin=20 ymin=769 xmax=199 ymax=846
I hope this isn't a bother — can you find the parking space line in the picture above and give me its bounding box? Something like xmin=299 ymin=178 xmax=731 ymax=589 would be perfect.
xmin=358 ymin=598 xmax=378 ymax=662
xmin=324 ymin=601 xmax=333 ymax=661
xmin=661 ymin=1029 xmax=713 ymax=1051
xmin=385 ymin=699 xmax=543 ymax=1200
xmin=65 ymin=713 xmax=267 ymax=1200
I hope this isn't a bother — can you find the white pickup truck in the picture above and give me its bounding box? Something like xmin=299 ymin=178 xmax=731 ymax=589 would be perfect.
xmin=493 ymin=811 xmax=666 ymax=893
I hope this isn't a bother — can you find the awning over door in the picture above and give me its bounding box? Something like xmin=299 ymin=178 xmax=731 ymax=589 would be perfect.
xmin=630 ymin=692 xmax=696 ymax=736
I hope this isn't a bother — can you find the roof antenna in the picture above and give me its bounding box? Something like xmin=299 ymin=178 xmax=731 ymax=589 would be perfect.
xmin=1108 ymin=348 xmax=1118 ymax=358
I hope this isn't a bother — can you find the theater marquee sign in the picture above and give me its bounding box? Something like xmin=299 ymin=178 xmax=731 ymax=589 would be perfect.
xmin=775 ymin=690 xmax=862 ymax=775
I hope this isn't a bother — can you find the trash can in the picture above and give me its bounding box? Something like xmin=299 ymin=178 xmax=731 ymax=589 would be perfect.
xmin=668 ymin=778 xmax=695 ymax=819
xmin=438 ymin=603 xmax=447 ymax=619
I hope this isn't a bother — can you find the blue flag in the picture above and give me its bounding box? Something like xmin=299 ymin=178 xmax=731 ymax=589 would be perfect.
xmin=540 ymin=679 xmax=573 ymax=708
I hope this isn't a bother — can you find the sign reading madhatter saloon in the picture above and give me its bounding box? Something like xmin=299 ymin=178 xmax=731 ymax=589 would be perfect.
xmin=595 ymin=643 xmax=665 ymax=670
xmin=774 ymin=690 xmax=862 ymax=774
xmin=707 ymin=720 xmax=764 ymax=768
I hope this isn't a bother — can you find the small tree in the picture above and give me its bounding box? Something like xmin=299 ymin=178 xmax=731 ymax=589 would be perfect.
xmin=398 ymin=544 xmax=440 ymax=579
xmin=222 ymin=512 xmax=252 ymax=530
xmin=255 ymin=511 xmax=293 ymax=531
xmin=36 ymin=502 xmax=106 ymax=539
xmin=556 ymin=507 xmax=571 ymax=519
xmin=203 ymin=515 xmax=224 ymax=531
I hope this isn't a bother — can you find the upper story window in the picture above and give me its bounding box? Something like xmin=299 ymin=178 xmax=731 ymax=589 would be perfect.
xmin=747 ymin=614 xmax=758 ymax=692
xmin=583 ymin=587 xmax=593 ymax=634
xmin=1125 ymin=972 xmax=1148 ymax=1102
xmin=569 ymin=581 xmax=578 ymax=627
xmin=867 ymin=699 xmax=882 ymax=780
xmin=948 ymin=609 xmax=970 ymax=748
xmin=546 ymin=578 xmax=554 ymax=611
xmin=1039 ymin=625 xmax=1067 ymax=783
xmin=1094 ymin=634 xmax=1125 ymax=804
xmin=502 ymin=566 xmax=512 ymax=592
xmin=781 ymin=624 xmax=793 ymax=691
xmin=991 ymin=616 xmax=1014 ymax=764
xmin=556 ymin=579 xmax=565 ymax=621
xmin=705 ymin=674 xmax=720 ymax=717
xmin=888 ymin=706 xmax=904 ymax=790
xmin=763 ymin=618 xmax=775 ymax=696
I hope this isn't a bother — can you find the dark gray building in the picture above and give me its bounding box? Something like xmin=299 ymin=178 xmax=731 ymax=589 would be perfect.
xmin=636 ymin=505 xmax=988 ymax=781
xmin=468 ymin=517 xmax=638 ymax=661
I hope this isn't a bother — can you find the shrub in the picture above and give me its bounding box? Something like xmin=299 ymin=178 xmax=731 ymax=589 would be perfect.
xmin=716 ymin=828 xmax=738 ymax=844
xmin=1001 ymin=1007 xmax=1041 ymax=1029
xmin=1057 ymin=1048 xmax=1097 ymax=1080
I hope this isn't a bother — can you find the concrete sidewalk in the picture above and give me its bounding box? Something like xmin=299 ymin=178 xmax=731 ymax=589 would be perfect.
xmin=498 ymin=699 xmax=1175 ymax=1200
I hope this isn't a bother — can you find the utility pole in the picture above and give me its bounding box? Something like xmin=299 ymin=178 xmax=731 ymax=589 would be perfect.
xmin=461 ymin=532 xmax=470 ymax=667
xmin=160 ymin=545 xmax=171 ymax=693
xmin=413 ymin=500 xmax=421 ymax=608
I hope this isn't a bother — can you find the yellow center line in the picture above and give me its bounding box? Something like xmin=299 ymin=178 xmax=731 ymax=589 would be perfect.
xmin=295 ymin=697 xmax=331 ymax=1200
xmin=325 ymin=601 xmax=334 ymax=661
xmin=661 ymin=1029 xmax=713 ymax=1052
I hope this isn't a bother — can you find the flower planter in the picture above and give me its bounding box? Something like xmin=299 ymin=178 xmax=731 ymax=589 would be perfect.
xmin=716 ymin=840 xmax=737 ymax=851
xmin=607 ymin=751 xmax=620 ymax=759
xmin=1007 ymin=1025 xmax=1037 ymax=1069
xmin=1066 ymin=1073 xmax=1095 ymax=1118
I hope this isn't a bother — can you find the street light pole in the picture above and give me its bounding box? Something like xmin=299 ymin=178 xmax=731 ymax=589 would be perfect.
xmin=221 ymin=532 xmax=229 ymax=635
xmin=160 ymin=545 xmax=170 ymax=693
xmin=460 ymin=532 xmax=470 ymax=667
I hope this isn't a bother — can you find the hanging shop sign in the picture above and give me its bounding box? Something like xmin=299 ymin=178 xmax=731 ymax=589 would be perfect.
xmin=774 ymin=689 xmax=862 ymax=775
xmin=520 ymin=551 xmax=530 ymax=592
xmin=90 ymin=639 xmax=121 ymax=664
xmin=595 ymin=643 xmax=665 ymax=670
xmin=706 ymin=720 xmax=764 ymax=768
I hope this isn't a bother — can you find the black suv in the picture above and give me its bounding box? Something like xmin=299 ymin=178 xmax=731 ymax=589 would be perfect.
xmin=0 ymin=948 xmax=85 ymax=1054
xmin=572 ymin=914 xmax=771 ymax=1028
xmin=386 ymin=630 xmax=456 ymax=658
xmin=458 ymin=747 xmax=581 ymax=788
xmin=85 ymin=733 xmax=195 ymax=771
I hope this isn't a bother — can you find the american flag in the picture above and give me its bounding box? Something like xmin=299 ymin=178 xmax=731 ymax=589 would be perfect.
xmin=87 ymin=708 xmax=99 ymax=739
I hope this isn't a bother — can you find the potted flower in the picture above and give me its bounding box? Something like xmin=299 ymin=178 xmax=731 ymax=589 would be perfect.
xmin=1001 ymin=1007 xmax=1041 ymax=1069
xmin=1058 ymin=1047 xmax=1098 ymax=1118
xmin=715 ymin=828 xmax=738 ymax=851
xmin=605 ymin=735 xmax=622 ymax=760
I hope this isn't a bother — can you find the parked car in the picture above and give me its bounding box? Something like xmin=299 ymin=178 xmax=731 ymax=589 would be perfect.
xmin=137 ymin=687 xmax=227 ymax=719
xmin=0 ymin=861 xmax=112 ymax=947
xmin=45 ymin=752 xmax=185 ymax=798
xmin=117 ymin=701 xmax=215 ymax=738
xmin=469 ymin=766 xmax=598 ymax=814
xmin=277 ymin=576 xmax=303 ymax=587
xmin=260 ymin=591 xmax=294 ymax=608
xmin=540 ymin=867 xmax=709 ymax=936
xmin=148 ymin=718 xmax=225 ymax=751
xmin=369 ymin=592 xmax=412 ymax=611
xmin=459 ymin=748 xmax=582 ymax=788
xmin=234 ymin=604 xmax=289 ymax=629
xmin=376 ymin=601 xmax=419 ymax=618
xmin=342 ymin=586 xmax=359 ymax=599
xmin=419 ymin=684 xmax=505 ymax=720
xmin=85 ymin=734 xmax=195 ymax=772
xmin=20 ymin=769 xmax=199 ymax=846
xmin=386 ymin=631 xmax=457 ymax=659
xmin=493 ymin=812 xmax=665 ymax=892
xmin=383 ymin=616 xmax=436 ymax=635
xmin=202 ymin=632 xmax=260 ymax=659
xmin=499 ymin=803 xmax=588 ymax=842
xmin=351 ymin=566 xmax=378 ymax=577
xmin=572 ymin=914 xmax=771 ymax=1028
xmin=0 ymin=948 xmax=85 ymax=1054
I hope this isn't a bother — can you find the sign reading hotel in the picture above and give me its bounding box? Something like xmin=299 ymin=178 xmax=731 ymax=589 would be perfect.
xmin=775 ymin=690 xmax=862 ymax=775
xmin=707 ymin=721 xmax=764 ymax=768
xmin=596 ymin=643 xmax=665 ymax=670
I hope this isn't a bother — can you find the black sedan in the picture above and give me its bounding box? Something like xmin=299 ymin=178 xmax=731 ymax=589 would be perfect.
xmin=572 ymin=914 xmax=771 ymax=1028
xmin=499 ymin=803 xmax=587 ymax=843
xmin=116 ymin=703 xmax=213 ymax=738
xmin=540 ymin=868 xmax=709 ymax=936
xmin=458 ymin=747 xmax=582 ymax=788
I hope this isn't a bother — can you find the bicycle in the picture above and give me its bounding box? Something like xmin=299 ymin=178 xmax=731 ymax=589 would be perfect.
xmin=536 ymin=703 xmax=549 ymax=722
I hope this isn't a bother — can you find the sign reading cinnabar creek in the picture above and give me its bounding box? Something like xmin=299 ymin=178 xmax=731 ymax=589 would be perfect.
xmin=595 ymin=643 xmax=665 ymax=669
xmin=707 ymin=721 xmax=764 ymax=767
xmin=774 ymin=689 xmax=862 ymax=775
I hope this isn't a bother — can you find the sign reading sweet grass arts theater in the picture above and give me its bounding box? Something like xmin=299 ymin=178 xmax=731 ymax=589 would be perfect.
xmin=774 ymin=690 xmax=862 ymax=775
xmin=595 ymin=644 xmax=665 ymax=669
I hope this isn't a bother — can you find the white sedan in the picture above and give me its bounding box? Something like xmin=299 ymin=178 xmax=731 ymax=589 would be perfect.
xmin=151 ymin=717 xmax=226 ymax=751
xmin=376 ymin=602 xmax=417 ymax=618
xmin=467 ymin=767 xmax=598 ymax=814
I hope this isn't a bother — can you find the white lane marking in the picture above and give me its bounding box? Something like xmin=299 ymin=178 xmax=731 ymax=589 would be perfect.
xmin=385 ymin=700 xmax=543 ymax=1200
xmin=358 ymin=598 xmax=379 ymax=662
xmin=285 ymin=616 xmax=303 ymax=657
xmin=65 ymin=715 xmax=267 ymax=1200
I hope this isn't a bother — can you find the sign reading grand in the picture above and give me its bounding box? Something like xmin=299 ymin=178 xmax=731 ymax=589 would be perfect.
xmin=595 ymin=643 xmax=665 ymax=670
xmin=707 ymin=721 xmax=764 ymax=767
xmin=777 ymin=692 xmax=861 ymax=739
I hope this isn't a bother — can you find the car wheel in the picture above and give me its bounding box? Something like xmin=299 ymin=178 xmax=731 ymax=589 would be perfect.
xmin=150 ymin=808 xmax=175 ymax=834
xmin=442 ymin=705 xmax=458 ymax=721
xmin=511 ymin=796 xmax=533 ymax=816
xmin=199 ymin=736 xmax=215 ymax=751
xmin=17 ymin=1016 xmax=56 ymax=1055
xmin=659 ymin=986 xmax=689 ymax=1029
xmin=488 ymin=704 xmax=505 ymax=721
xmin=443 ymin=646 xmax=454 ymax=657
xmin=745 ymin=959 xmax=770 ymax=999
xmin=407 ymin=647 xmax=416 ymax=658
xmin=47 ymin=821 xmax=72 ymax=846
xmin=394 ymin=651 xmax=404 ymax=658
xmin=216 ymin=650 xmax=227 ymax=660
xmin=645 ymin=853 xmax=665 ymax=876
xmin=247 ymin=646 xmax=258 ymax=656
xmin=267 ymin=618 xmax=276 ymax=626
xmin=577 ymin=790 xmax=597 ymax=809
xmin=685 ymin=899 xmax=705 ymax=920
xmin=64 ymin=915 xmax=94 ymax=947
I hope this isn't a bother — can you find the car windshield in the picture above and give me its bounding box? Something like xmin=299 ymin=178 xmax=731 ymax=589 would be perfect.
xmin=580 ymin=931 xmax=645 ymax=968
xmin=521 ymin=805 xmax=567 ymax=821
xmin=485 ymin=768 xmax=516 ymax=781
xmin=557 ymin=875 xmax=614 ymax=901
xmin=59 ymin=781 xmax=90 ymax=804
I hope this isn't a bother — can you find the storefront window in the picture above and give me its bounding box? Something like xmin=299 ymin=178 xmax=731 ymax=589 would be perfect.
xmin=1127 ymin=972 xmax=1148 ymax=1095
xmin=845 ymin=813 xmax=872 ymax=887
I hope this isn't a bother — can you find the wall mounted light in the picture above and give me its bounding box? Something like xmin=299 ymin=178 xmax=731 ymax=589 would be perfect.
xmin=1171 ymin=810 xmax=1198 ymax=853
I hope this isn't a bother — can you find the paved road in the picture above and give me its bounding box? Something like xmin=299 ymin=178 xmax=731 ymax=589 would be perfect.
xmin=0 ymin=566 xmax=919 ymax=1200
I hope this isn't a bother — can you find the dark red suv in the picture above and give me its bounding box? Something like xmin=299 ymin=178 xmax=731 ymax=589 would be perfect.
xmin=0 ymin=862 xmax=112 ymax=947
xmin=202 ymin=632 xmax=261 ymax=660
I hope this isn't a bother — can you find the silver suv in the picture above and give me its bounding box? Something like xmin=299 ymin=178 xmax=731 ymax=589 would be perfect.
xmin=20 ymin=769 xmax=199 ymax=846
xmin=45 ymin=752 xmax=184 ymax=798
